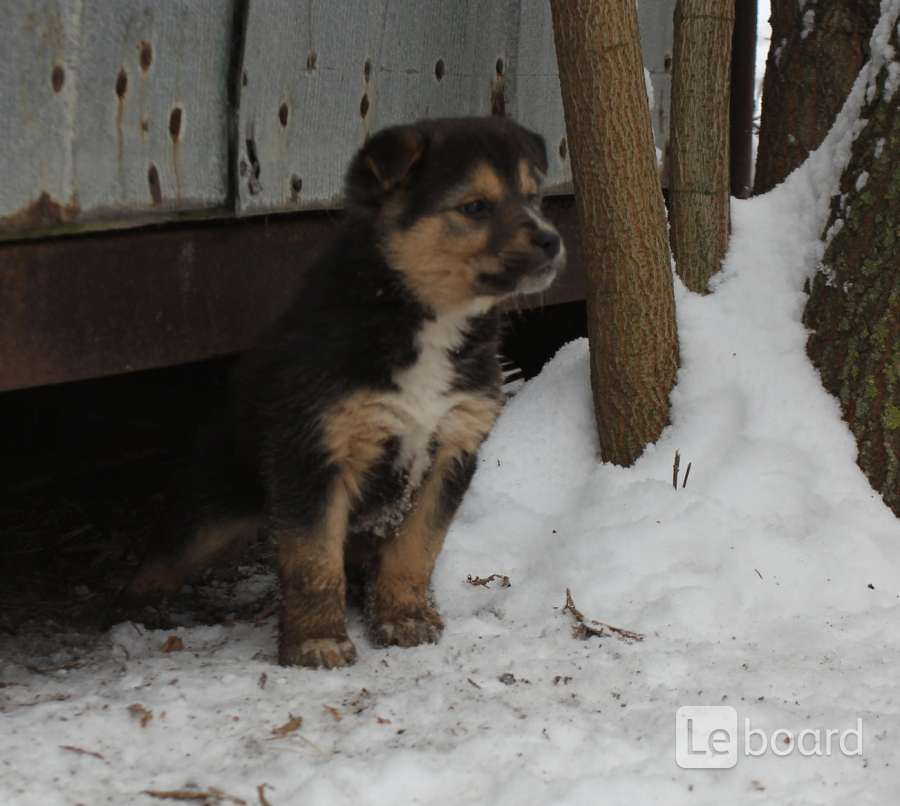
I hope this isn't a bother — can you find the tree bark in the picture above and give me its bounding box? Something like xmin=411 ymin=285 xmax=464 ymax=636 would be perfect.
xmin=550 ymin=0 xmax=678 ymax=466
xmin=754 ymin=0 xmax=881 ymax=194
xmin=804 ymin=12 xmax=900 ymax=516
xmin=669 ymin=0 xmax=735 ymax=293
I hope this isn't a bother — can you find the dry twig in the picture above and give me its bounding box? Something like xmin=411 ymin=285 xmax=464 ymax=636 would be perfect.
xmin=143 ymin=788 xmax=245 ymax=804
xmin=561 ymin=589 xmax=644 ymax=643
xmin=161 ymin=635 xmax=184 ymax=653
xmin=128 ymin=703 xmax=153 ymax=727
xmin=270 ymin=714 xmax=303 ymax=739
xmin=466 ymin=574 xmax=511 ymax=588
xmin=60 ymin=745 xmax=105 ymax=761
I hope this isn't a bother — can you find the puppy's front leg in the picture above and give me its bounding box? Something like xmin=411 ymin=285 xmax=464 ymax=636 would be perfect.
xmin=275 ymin=483 xmax=356 ymax=669
xmin=370 ymin=396 xmax=500 ymax=648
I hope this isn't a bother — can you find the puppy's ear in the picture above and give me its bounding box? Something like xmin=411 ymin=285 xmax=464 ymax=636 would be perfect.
xmin=520 ymin=129 xmax=548 ymax=175
xmin=345 ymin=125 xmax=426 ymax=208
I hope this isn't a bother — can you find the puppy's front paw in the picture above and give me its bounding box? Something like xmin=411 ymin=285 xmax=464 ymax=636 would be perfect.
xmin=371 ymin=605 xmax=444 ymax=648
xmin=279 ymin=637 xmax=357 ymax=669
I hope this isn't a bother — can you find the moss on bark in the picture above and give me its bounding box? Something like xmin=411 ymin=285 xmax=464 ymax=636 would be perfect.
xmin=804 ymin=19 xmax=900 ymax=516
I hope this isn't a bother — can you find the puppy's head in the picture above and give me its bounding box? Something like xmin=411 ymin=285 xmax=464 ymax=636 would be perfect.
xmin=345 ymin=117 xmax=565 ymax=312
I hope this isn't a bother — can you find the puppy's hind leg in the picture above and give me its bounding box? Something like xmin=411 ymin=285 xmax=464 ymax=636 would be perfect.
xmin=126 ymin=513 xmax=260 ymax=603
xmin=124 ymin=422 xmax=262 ymax=604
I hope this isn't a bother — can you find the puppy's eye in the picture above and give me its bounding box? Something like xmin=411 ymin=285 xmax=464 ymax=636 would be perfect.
xmin=458 ymin=199 xmax=494 ymax=219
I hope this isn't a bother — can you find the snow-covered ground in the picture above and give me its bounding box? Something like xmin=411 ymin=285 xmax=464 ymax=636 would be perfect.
xmin=4 ymin=4 xmax=900 ymax=805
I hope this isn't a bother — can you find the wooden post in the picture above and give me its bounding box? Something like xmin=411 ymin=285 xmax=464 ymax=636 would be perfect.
xmin=550 ymin=0 xmax=678 ymax=466
xmin=669 ymin=0 xmax=735 ymax=293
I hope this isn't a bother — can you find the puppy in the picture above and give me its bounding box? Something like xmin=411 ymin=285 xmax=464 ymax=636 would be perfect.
xmin=127 ymin=116 xmax=565 ymax=668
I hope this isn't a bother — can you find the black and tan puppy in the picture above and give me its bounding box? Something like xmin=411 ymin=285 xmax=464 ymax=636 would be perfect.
xmin=127 ymin=116 xmax=565 ymax=668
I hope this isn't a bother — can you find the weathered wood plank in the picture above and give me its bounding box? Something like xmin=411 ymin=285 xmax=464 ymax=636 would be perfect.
xmin=237 ymin=0 xmax=675 ymax=215
xmin=0 ymin=0 xmax=675 ymax=235
xmin=235 ymin=0 xmax=515 ymax=214
xmin=0 ymin=0 xmax=235 ymax=240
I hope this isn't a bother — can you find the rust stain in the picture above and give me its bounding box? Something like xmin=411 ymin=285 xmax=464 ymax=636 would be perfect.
xmin=306 ymin=50 xmax=317 ymax=71
xmin=360 ymin=93 xmax=369 ymax=118
xmin=169 ymin=107 xmax=182 ymax=141
xmin=0 ymin=193 xmax=80 ymax=235
xmin=278 ymin=103 xmax=289 ymax=127
xmin=51 ymin=64 xmax=65 ymax=93
xmin=491 ymin=57 xmax=506 ymax=117
xmin=147 ymin=164 xmax=162 ymax=205
xmin=245 ymin=139 xmax=261 ymax=195
xmin=290 ymin=175 xmax=302 ymax=202
xmin=364 ymin=59 xmax=372 ymax=82
xmin=170 ymin=108 xmax=183 ymax=198
xmin=24 ymin=11 xmax=65 ymax=49
xmin=559 ymin=138 xmax=568 ymax=160
xmin=490 ymin=81 xmax=505 ymax=117
xmin=116 ymin=69 xmax=127 ymax=168
xmin=139 ymin=41 xmax=153 ymax=71
xmin=434 ymin=59 xmax=445 ymax=81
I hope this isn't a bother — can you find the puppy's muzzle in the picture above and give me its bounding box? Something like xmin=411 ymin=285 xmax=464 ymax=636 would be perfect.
xmin=518 ymin=223 xmax=565 ymax=294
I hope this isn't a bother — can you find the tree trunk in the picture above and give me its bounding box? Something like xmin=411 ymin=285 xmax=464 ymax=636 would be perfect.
xmin=550 ymin=0 xmax=678 ymax=466
xmin=804 ymin=11 xmax=900 ymax=516
xmin=754 ymin=0 xmax=881 ymax=194
xmin=669 ymin=0 xmax=735 ymax=293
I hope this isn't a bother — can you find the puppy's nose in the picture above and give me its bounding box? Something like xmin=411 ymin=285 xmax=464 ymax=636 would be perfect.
xmin=532 ymin=228 xmax=561 ymax=259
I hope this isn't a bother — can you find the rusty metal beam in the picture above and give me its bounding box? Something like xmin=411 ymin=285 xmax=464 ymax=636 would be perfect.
xmin=0 ymin=198 xmax=584 ymax=392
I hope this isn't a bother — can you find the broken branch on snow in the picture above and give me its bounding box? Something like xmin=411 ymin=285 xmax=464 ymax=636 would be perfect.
xmin=562 ymin=589 xmax=644 ymax=643
xmin=466 ymin=573 xmax=511 ymax=588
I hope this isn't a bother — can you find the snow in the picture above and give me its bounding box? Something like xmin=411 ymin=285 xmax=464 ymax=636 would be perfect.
xmin=753 ymin=0 xmax=772 ymax=184
xmin=3 ymin=4 xmax=900 ymax=805
xmin=800 ymin=9 xmax=816 ymax=41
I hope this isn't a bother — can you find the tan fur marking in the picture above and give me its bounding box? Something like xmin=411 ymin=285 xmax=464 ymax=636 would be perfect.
xmin=126 ymin=563 xmax=182 ymax=598
xmin=518 ymin=159 xmax=539 ymax=196
xmin=384 ymin=217 xmax=493 ymax=311
xmin=181 ymin=516 xmax=260 ymax=570
xmin=468 ymin=163 xmax=505 ymax=202
xmin=278 ymin=483 xmax=356 ymax=667
xmin=370 ymin=394 xmax=501 ymax=647
xmin=371 ymin=452 xmax=451 ymax=644
xmin=128 ymin=516 xmax=259 ymax=599
xmin=320 ymin=391 xmax=406 ymax=501
xmin=437 ymin=394 xmax=502 ymax=455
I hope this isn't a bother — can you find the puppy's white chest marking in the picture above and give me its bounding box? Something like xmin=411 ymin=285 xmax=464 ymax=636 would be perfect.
xmin=388 ymin=303 xmax=486 ymax=486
